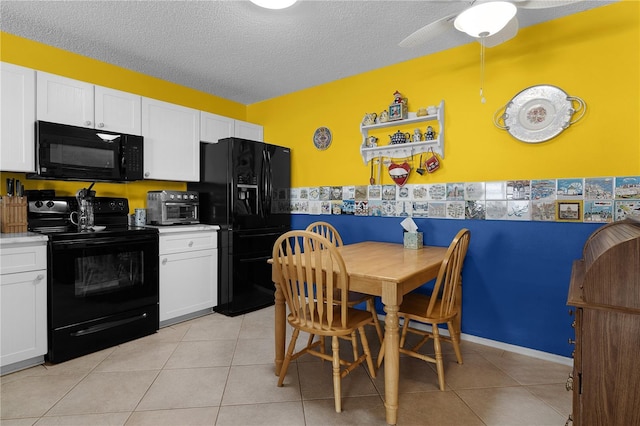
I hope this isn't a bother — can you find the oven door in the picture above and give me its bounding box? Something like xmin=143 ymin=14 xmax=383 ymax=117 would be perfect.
xmin=48 ymin=233 xmax=159 ymax=329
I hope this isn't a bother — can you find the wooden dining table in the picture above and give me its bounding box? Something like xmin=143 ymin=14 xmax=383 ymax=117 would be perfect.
xmin=271 ymin=240 xmax=448 ymax=425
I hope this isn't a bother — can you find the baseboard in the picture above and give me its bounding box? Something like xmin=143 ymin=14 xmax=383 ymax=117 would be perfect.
xmin=376 ymin=314 xmax=573 ymax=367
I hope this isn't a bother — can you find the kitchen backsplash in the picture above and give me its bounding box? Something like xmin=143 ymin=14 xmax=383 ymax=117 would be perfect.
xmin=290 ymin=176 xmax=640 ymax=224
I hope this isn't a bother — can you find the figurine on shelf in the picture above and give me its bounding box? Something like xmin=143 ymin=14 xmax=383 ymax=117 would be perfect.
xmin=425 ymin=125 xmax=436 ymax=141
xmin=413 ymin=128 xmax=422 ymax=143
xmin=379 ymin=110 xmax=389 ymax=123
xmin=393 ymin=90 xmax=407 ymax=105
xmin=416 ymin=107 xmax=428 ymax=117
xmin=362 ymin=112 xmax=377 ymax=126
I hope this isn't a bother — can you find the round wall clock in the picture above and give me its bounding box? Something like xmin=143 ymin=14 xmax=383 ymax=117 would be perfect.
xmin=312 ymin=127 xmax=332 ymax=150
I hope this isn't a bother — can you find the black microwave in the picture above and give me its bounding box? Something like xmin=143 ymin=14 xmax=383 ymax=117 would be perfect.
xmin=31 ymin=121 xmax=144 ymax=182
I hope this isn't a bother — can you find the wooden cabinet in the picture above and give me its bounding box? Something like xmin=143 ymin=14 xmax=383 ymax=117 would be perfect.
xmin=566 ymin=218 xmax=640 ymax=425
xmin=1 ymin=62 xmax=36 ymax=172
xmin=142 ymin=97 xmax=200 ymax=182
xmin=37 ymin=71 xmax=141 ymax=134
xmin=200 ymin=111 xmax=263 ymax=143
xmin=0 ymin=238 xmax=48 ymax=374
xmin=158 ymin=226 xmax=218 ymax=326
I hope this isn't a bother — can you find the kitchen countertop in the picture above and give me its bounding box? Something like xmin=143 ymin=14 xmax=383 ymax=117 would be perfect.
xmin=145 ymin=224 xmax=220 ymax=234
xmin=0 ymin=232 xmax=48 ymax=246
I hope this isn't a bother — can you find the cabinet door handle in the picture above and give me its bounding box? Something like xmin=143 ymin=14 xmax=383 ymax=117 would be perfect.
xmin=162 ymin=258 xmax=168 ymax=265
xmin=85 ymin=120 xmax=92 ymax=126
xmin=98 ymin=122 xmax=105 ymax=128
xmin=36 ymin=274 xmax=45 ymax=281
xmin=144 ymin=172 xmax=150 ymax=178
xmin=188 ymin=241 xmax=194 ymax=247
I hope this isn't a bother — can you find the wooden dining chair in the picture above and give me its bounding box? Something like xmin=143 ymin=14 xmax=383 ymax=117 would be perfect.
xmin=305 ymin=221 xmax=384 ymax=344
xmin=377 ymin=228 xmax=471 ymax=391
xmin=272 ymin=230 xmax=377 ymax=413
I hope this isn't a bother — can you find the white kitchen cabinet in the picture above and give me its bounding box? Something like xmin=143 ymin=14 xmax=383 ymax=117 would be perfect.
xmin=234 ymin=120 xmax=264 ymax=142
xmin=200 ymin=111 xmax=234 ymax=143
xmin=1 ymin=62 xmax=36 ymax=172
xmin=94 ymin=85 xmax=142 ymax=134
xmin=142 ymin=97 xmax=200 ymax=182
xmin=0 ymin=238 xmax=48 ymax=374
xmin=157 ymin=226 xmax=218 ymax=326
xmin=200 ymin=111 xmax=264 ymax=143
xmin=37 ymin=71 xmax=141 ymax=134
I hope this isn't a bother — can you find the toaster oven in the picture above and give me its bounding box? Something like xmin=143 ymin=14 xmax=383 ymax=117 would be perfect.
xmin=146 ymin=191 xmax=199 ymax=225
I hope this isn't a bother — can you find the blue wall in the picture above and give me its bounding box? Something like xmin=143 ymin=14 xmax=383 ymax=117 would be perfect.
xmin=292 ymin=215 xmax=600 ymax=357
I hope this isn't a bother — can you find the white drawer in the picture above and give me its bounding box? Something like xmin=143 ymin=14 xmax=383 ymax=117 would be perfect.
xmin=0 ymin=243 xmax=47 ymax=275
xmin=159 ymin=230 xmax=217 ymax=255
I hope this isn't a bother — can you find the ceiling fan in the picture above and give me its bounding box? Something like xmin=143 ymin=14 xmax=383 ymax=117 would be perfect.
xmin=399 ymin=0 xmax=586 ymax=49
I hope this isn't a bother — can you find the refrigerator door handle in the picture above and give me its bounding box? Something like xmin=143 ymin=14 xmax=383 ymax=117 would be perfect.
xmin=265 ymin=149 xmax=273 ymax=216
xmin=259 ymin=149 xmax=267 ymax=219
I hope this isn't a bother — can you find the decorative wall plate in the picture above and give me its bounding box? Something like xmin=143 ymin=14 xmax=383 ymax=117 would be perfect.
xmin=313 ymin=127 xmax=332 ymax=150
xmin=494 ymin=85 xmax=586 ymax=143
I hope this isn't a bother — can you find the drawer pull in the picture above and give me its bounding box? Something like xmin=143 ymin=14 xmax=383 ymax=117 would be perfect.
xmin=36 ymin=274 xmax=45 ymax=281
xmin=162 ymin=258 xmax=168 ymax=265
xmin=188 ymin=241 xmax=194 ymax=247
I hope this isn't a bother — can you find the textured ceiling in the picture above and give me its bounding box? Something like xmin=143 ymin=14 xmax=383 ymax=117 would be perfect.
xmin=0 ymin=0 xmax=613 ymax=105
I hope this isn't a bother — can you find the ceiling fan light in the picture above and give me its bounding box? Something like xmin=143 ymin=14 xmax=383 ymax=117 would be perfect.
xmin=454 ymin=1 xmax=517 ymax=38
xmin=250 ymin=0 xmax=297 ymax=9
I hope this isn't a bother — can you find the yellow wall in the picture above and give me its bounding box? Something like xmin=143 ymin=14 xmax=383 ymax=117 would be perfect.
xmin=248 ymin=2 xmax=639 ymax=187
xmin=1 ymin=2 xmax=638 ymax=206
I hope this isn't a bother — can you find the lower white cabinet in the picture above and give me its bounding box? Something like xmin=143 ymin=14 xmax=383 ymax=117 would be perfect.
xmin=0 ymin=238 xmax=48 ymax=373
xmin=158 ymin=226 xmax=218 ymax=325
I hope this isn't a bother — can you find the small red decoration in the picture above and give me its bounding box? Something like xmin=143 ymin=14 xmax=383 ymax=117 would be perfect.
xmin=388 ymin=162 xmax=411 ymax=186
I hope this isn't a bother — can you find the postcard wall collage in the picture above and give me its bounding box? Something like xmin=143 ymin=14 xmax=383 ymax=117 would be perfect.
xmin=288 ymin=176 xmax=640 ymax=223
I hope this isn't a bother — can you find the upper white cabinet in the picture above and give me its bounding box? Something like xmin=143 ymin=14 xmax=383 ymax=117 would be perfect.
xmin=142 ymin=97 xmax=200 ymax=182
xmin=200 ymin=111 xmax=263 ymax=143
xmin=37 ymin=71 xmax=141 ymax=134
xmin=94 ymin=86 xmax=142 ymax=135
xmin=235 ymin=120 xmax=264 ymax=142
xmin=200 ymin=111 xmax=234 ymax=143
xmin=0 ymin=62 xmax=36 ymax=172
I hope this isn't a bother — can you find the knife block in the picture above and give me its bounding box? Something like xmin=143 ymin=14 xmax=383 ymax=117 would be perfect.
xmin=0 ymin=196 xmax=28 ymax=233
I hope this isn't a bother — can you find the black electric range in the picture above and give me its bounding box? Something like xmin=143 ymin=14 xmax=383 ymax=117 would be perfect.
xmin=27 ymin=194 xmax=160 ymax=364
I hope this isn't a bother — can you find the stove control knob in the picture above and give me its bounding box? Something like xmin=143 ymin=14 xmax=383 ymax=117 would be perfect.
xmin=46 ymin=201 xmax=55 ymax=208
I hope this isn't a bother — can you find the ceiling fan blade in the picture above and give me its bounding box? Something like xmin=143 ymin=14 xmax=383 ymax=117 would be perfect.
xmin=480 ymin=16 xmax=519 ymax=47
xmin=513 ymin=0 xmax=585 ymax=9
xmin=399 ymin=14 xmax=457 ymax=48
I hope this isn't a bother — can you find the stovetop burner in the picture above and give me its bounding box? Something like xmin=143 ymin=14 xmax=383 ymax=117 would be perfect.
xmin=28 ymin=196 xmax=157 ymax=240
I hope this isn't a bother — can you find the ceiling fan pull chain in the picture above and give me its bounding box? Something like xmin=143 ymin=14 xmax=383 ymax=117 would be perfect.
xmin=479 ymin=33 xmax=487 ymax=104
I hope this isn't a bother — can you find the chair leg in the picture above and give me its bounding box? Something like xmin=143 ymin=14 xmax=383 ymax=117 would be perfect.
xmin=367 ymin=299 xmax=384 ymax=343
xmin=278 ymin=328 xmax=300 ymax=387
xmin=358 ymin=326 xmax=376 ymax=378
xmin=332 ymin=335 xmax=342 ymax=413
xmin=350 ymin=331 xmax=359 ymax=361
xmin=376 ymin=338 xmax=385 ymax=368
xmin=448 ymin=320 xmax=463 ymax=364
xmin=432 ymin=325 xmax=446 ymax=391
xmin=399 ymin=316 xmax=410 ymax=348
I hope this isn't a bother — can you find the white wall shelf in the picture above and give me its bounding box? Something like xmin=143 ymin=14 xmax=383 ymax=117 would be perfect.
xmin=359 ymin=100 xmax=444 ymax=164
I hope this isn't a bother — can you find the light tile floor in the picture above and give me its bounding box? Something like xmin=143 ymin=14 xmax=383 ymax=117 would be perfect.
xmin=1 ymin=306 xmax=573 ymax=425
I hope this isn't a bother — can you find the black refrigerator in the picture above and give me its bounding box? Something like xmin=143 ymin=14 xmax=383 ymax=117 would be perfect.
xmin=188 ymin=138 xmax=291 ymax=316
